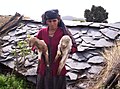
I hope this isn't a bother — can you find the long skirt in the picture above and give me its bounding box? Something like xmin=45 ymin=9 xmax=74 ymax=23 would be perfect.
xmin=36 ymin=74 xmax=66 ymax=89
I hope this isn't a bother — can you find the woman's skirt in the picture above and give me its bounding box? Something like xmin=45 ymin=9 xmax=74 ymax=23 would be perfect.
xmin=36 ymin=74 xmax=66 ymax=89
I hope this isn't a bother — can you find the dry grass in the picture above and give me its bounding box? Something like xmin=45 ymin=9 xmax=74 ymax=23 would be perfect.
xmin=88 ymin=41 xmax=120 ymax=89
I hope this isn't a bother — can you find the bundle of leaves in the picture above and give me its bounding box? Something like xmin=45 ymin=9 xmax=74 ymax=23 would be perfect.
xmin=0 ymin=74 xmax=28 ymax=89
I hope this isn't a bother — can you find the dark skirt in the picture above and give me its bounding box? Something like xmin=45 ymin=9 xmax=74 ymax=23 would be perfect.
xmin=36 ymin=74 xmax=66 ymax=89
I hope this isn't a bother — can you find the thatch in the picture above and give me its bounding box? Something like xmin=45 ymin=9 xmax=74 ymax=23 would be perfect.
xmin=89 ymin=41 xmax=120 ymax=89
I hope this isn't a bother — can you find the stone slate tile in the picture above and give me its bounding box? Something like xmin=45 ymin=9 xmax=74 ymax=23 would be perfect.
xmin=73 ymin=32 xmax=83 ymax=38
xmin=0 ymin=54 xmax=7 ymax=59
xmin=2 ymin=45 xmax=13 ymax=53
xmin=2 ymin=35 xmax=10 ymax=41
xmin=81 ymin=36 xmax=94 ymax=44
xmin=87 ymin=56 xmax=104 ymax=64
xmin=4 ymin=55 xmax=14 ymax=61
xmin=81 ymin=27 xmax=89 ymax=34
xmin=1 ymin=61 xmax=14 ymax=69
xmin=1 ymin=42 xmax=10 ymax=47
xmin=15 ymin=29 xmax=27 ymax=36
xmin=16 ymin=34 xmax=26 ymax=39
xmin=94 ymin=38 xmax=113 ymax=47
xmin=27 ymin=24 xmax=38 ymax=28
xmin=109 ymin=27 xmax=119 ymax=32
xmin=81 ymin=41 xmax=94 ymax=47
xmin=14 ymin=38 xmax=23 ymax=43
xmin=87 ymin=28 xmax=102 ymax=39
xmin=89 ymin=23 xmax=101 ymax=28
xmin=77 ymin=82 xmax=89 ymax=89
xmin=24 ymin=60 xmax=35 ymax=67
xmin=66 ymin=58 xmax=74 ymax=63
xmin=75 ymin=37 xmax=82 ymax=43
xmin=77 ymin=44 xmax=89 ymax=52
xmin=66 ymin=61 xmax=91 ymax=70
xmin=26 ymin=54 xmax=38 ymax=62
xmin=22 ymin=25 xmax=32 ymax=30
xmin=65 ymin=65 xmax=71 ymax=71
xmin=77 ymin=22 xmax=93 ymax=26
xmin=92 ymin=35 xmax=102 ymax=40
xmin=66 ymin=72 xmax=78 ymax=80
xmin=73 ymin=32 xmax=80 ymax=39
xmin=1 ymin=52 xmax=10 ymax=57
xmin=68 ymin=28 xmax=81 ymax=36
xmin=24 ymin=67 xmax=37 ymax=76
xmin=30 ymin=27 xmax=40 ymax=31
xmin=72 ymin=52 xmax=87 ymax=62
xmin=88 ymin=65 xmax=103 ymax=74
xmin=87 ymin=50 xmax=100 ymax=56
xmin=26 ymin=29 xmax=37 ymax=35
xmin=8 ymin=30 xmax=16 ymax=36
xmin=100 ymin=28 xmax=119 ymax=39
xmin=32 ymin=64 xmax=38 ymax=67
xmin=87 ymin=47 xmax=96 ymax=50
xmin=78 ymin=74 xmax=87 ymax=79
xmin=87 ymin=28 xmax=100 ymax=36
xmin=82 ymin=52 xmax=93 ymax=59
xmin=9 ymin=36 xmax=16 ymax=42
xmin=27 ymin=76 xmax=36 ymax=84
xmin=104 ymin=22 xmax=120 ymax=29
xmin=89 ymin=23 xmax=107 ymax=28
xmin=71 ymin=53 xmax=80 ymax=60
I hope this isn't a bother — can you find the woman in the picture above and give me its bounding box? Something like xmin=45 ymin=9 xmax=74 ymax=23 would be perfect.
xmin=34 ymin=9 xmax=77 ymax=89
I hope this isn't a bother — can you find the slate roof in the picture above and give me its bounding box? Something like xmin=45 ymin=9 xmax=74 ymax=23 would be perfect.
xmin=0 ymin=14 xmax=120 ymax=89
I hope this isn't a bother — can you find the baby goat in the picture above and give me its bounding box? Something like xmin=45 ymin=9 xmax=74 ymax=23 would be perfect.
xmin=28 ymin=36 xmax=49 ymax=66
xmin=55 ymin=35 xmax=72 ymax=75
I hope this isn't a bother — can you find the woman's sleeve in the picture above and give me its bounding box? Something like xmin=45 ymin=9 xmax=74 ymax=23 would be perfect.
xmin=71 ymin=45 xmax=77 ymax=54
xmin=66 ymin=29 xmax=77 ymax=54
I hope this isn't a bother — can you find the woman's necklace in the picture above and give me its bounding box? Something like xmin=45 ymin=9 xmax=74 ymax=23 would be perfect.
xmin=49 ymin=29 xmax=56 ymax=37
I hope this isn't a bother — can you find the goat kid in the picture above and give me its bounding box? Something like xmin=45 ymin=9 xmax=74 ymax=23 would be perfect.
xmin=55 ymin=35 xmax=72 ymax=75
xmin=28 ymin=36 xmax=49 ymax=66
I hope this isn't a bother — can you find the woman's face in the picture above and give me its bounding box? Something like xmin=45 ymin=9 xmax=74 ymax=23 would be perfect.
xmin=46 ymin=19 xmax=59 ymax=30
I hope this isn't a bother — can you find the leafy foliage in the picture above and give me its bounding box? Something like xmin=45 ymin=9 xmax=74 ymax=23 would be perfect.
xmin=11 ymin=40 xmax=31 ymax=71
xmin=84 ymin=5 xmax=108 ymax=23
xmin=0 ymin=74 xmax=28 ymax=89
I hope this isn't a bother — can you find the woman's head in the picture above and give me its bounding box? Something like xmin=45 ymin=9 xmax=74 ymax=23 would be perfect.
xmin=42 ymin=9 xmax=60 ymax=30
xmin=42 ymin=9 xmax=67 ymax=32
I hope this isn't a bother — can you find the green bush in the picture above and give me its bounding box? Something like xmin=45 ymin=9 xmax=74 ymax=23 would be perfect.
xmin=0 ymin=74 xmax=28 ymax=89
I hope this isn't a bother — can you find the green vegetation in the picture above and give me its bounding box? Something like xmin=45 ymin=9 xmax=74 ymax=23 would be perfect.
xmin=0 ymin=74 xmax=28 ymax=89
xmin=0 ymin=39 xmax=34 ymax=89
xmin=12 ymin=40 xmax=31 ymax=71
